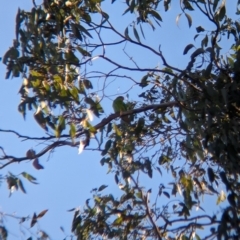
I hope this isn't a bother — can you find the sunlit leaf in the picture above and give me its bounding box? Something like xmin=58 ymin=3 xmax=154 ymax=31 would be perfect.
xmin=216 ymin=190 xmax=226 ymax=205
xmin=78 ymin=139 xmax=85 ymax=154
xmin=86 ymin=109 xmax=94 ymax=121
xmin=176 ymin=13 xmax=182 ymax=26
xmin=113 ymin=216 xmax=123 ymax=225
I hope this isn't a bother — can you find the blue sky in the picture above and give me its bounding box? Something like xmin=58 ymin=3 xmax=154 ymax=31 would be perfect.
xmin=0 ymin=1 xmax=236 ymax=239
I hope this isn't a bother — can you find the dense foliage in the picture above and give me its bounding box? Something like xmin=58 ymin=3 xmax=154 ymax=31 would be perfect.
xmin=1 ymin=0 xmax=240 ymax=239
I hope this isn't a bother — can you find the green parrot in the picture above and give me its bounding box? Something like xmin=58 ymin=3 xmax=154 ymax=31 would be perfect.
xmin=112 ymin=96 xmax=130 ymax=123
xmin=112 ymin=96 xmax=127 ymax=113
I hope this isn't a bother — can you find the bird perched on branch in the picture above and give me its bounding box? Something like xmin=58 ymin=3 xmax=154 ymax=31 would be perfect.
xmin=113 ymin=96 xmax=127 ymax=112
xmin=112 ymin=96 xmax=131 ymax=123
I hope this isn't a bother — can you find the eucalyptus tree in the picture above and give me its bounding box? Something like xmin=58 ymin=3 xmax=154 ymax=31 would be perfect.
xmin=1 ymin=0 xmax=240 ymax=239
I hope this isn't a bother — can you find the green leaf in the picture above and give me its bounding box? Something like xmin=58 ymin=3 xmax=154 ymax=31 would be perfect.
xmin=85 ymin=97 xmax=96 ymax=107
xmin=201 ymin=35 xmax=208 ymax=47
xmin=195 ymin=234 xmax=201 ymax=240
xmin=101 ymin=11 xmax=109 ymax=20
xmin=140 ymin=74 xmax=149 ymax=87
xmin=221 ymin=88 xmax=228 ymax=105
xmin=78 ymin=80 xmax=86 ymax=95
xmin=147 ymin=18 xmax=155 ymax=30
xmin=71 ymin=215 xmax=81 ymax=232
xmin=18 ymin=102 xmax=26 ymax=119
xmin=194 ymin=34 xmax=199 ymax=41
xmin=122 ymin=7 xmax=131 ymax=16
xmin=183 ymin=1 xmax=194 ymax=11
xmin=204 ymin=62 xmax=212 ymax=78
xmin=113 ymin=216 xmax=123 ymax=225
xmin=37 ymin=209 xmax=48 ymax=219
xmin=30 ymin=213 xmax=37 ymax=228
xmin=65 ymin=51 xmax=79 ymax=64
xmin=100 ymin=157 xmax=110 ymax=166
xmin=104 ymin=140 xmax=112 ymax=152
xmin=129 ymin=0 xmax=135 ymax=13
xmin=145 ymin=159 xmax=152 ymax=178
xmin=98 ymin=185 xmax=108 ymax=192
xmin=102 ymin=139 xmax=112 ymax=155
xmin=135 ymin=117 xmax=145 ymax=135
xmin=55 ymin=115 xmax=66 ymax=137
xmin=217 ymin=4 xmax=226 ymax=22
xmin=17 ymin=179 xmax=26 ymax=193
xmin=227 ymin=193 xmax=236 ymax=207
xmin=213 ymin=0 xmax=220 ymax=12
xmin=21 ymin=172 xmax=38 ymax=184
xmin=136 ymin=191 xmax=142 ymax=199
xmin=71 ymin=23 xmax=83 ymax=41
xmin=70 ymin=123 xmax=76 ymax=140
xmin=70 ymin=87 xmax=79 ymax=102
xmin=191 ymin=48 xmax=204 ymax=59
xmin=139 ymin=24 xmax=145 ymax=39
xmin=181 ymin=235 xmax=189 ymax=240
xmin=76 ymin=46 xmax=91 ymax=57
xmin=15 ymin=8 xmax=21 ymax=40
xmin=185 ymin=13 xmax=192 ymax=28
xmin=83 ymin=79 xmax=93 ymax=89
xmin=0 ymin=226 xmax=8 ymax=240
xmin=133 ymin=26 xmax=141 ymax=43
xmin=219 ymin=171 xmax=230 ymax=191
xmin=196 ymin=26 xmax=205 ymax=33
xmin=3 ymin=47 xmax=19 ymax=64
xmin=58 ymin=115 xmax=66 ymax=130
xmin=113 ymin=124 xmax=122 ymax=136
xmin=207 ymin=167 xmax=215 ymax=183
xmin=164 ymin=0 xmax=171 ymax=11
xmin=106 ymin=123 xmax=112 ymax=136
xmin=176 ymin=13 xmax=182 ymax=26
xmin=149 ymin=10 xmax=162 ymax=22
xmin=163 ymin=191 xmax=170 ymax=198
xmin=34 ymin=109 xmax=47 ymax=131
xmin=114 ymin=173 xmax=119 ymax=184
xmin=158 ymin=155 xmax=171 ymax=165
xmin=77 ymin=24 xmax=93 ymax=38
xmin=183 ymin=44 xmax=194 ymax=55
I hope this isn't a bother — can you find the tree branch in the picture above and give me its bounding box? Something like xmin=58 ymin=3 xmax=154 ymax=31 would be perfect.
xmin=0 ymin=101 xmax=178 ymax=168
